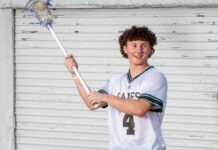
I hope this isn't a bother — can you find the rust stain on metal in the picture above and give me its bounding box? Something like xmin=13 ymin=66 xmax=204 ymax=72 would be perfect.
xmin=206 ymin=56 xmax=218 ymax=59
xmin=74 ymin=30 xmax=79 ymax=34
xmin=208 ymin=39 xmax=218 ymax=42
xmin=196 ymin=14 xmax=205 ymax=17
xmin=22 ymin=30 xmax=38 ymax=33
xmin=21 ymin=38 xmax=27 ymax=41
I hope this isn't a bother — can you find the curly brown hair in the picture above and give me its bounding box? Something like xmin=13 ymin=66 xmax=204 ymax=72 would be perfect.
xmin=118 ymin=26 xmax=157 ymax=58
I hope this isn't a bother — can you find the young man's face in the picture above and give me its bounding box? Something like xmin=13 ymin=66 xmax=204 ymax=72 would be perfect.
xmin=123 ymin=40 xmax=151 ymax=66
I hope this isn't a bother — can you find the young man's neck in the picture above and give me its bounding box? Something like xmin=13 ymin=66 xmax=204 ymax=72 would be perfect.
xmin=129 ymin=63 xmax=150 ymax=79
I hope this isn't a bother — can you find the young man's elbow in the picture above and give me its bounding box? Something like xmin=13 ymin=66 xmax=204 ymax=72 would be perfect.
xmin=134 ymin=109 xmax=148 ymax=117
xmin=88 ymin=107 xmax=95 ymax=111
xmin=134 ymin=101 xmax=152 ymax=117
xmin=87 ymin=105 xmax=96 ymax=111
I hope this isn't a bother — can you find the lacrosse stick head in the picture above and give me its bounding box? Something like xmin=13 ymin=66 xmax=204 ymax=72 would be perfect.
xmin=24 ymin=0 xmax=53 ymax=26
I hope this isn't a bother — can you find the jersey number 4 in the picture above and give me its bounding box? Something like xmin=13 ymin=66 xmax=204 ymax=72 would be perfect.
xmin=123 ymin=114 xmax=135 ymax=135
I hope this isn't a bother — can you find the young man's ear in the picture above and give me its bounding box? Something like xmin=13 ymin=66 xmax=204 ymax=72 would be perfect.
xmin=148 ymin=48 xmax=153 ymax=58
xmin=123 ymin=45 xmax=128 ymax=54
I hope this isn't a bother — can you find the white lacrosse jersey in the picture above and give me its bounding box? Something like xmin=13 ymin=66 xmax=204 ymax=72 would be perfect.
xmin=99 ymin=66 xmax=167 ymax=150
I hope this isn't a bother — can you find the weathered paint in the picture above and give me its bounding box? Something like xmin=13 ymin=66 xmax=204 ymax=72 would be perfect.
xmin=2 ymin=0 xmax=218 ymax=8
xmin=14 ymin=8 xmax=218 ymax=150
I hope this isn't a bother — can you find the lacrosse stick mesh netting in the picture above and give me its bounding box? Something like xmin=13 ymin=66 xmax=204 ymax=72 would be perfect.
xmin=25 ymin=0 xmax=53 ymax=26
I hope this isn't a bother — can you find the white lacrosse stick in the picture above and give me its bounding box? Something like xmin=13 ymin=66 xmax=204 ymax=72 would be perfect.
xmin=24 ymin=0 xmax=106 ymax=110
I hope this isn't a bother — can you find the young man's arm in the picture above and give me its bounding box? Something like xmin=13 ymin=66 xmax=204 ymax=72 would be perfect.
xmin=64 ymin=55 xmax=96 ymax=110
xmin=88 ymin=91 xmax=153 ymax=116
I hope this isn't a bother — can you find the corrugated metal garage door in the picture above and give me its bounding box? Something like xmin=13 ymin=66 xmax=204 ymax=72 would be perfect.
xmin=15 ymin=8 xmax=218 ymax=150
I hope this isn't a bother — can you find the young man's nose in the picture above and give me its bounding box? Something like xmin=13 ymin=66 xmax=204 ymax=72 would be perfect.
xmin=136 ymin=46 xmax=143 ymax=52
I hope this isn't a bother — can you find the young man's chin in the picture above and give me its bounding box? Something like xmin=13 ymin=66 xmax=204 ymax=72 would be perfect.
xmin=131 ymin=62 xmax=147 ymax=67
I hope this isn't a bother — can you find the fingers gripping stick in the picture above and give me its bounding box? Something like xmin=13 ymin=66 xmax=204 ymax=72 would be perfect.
xmin=24 ymin=0 xmax=104 ymax=110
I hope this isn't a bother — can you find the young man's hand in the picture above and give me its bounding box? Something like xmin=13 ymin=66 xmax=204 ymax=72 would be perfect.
xmin=88 ymin=91 xmax=106 ymax=105
xmin=64 ymin=54 xmax=78 ymax=77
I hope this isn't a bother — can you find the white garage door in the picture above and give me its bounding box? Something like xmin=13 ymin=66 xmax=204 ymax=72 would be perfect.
xmin=15 ymin=8 xmax=218 ymax=150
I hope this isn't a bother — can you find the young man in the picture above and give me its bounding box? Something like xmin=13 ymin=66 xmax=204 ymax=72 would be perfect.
xmin=65 ymin=26 xmax=167 ymax=150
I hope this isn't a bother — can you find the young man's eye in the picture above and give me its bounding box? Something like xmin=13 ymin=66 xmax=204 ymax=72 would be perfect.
xmin=142 ymin=44 xmax=147 ymax=48
xmin=132 ymin=44 xmax=137 ymax=48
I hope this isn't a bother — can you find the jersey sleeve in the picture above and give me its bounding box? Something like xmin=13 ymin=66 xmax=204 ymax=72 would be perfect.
xmin=138 ymin=72 xmax=167 ymax=112
xmin=98 ymin=80 xmax=110 ymax=94
xmin=97 ymin=80 xmax=110 ymax=108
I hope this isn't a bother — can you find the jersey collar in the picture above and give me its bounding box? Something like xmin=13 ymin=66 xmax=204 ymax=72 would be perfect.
xmin=127 ymin=66 xmax=153 ymax=83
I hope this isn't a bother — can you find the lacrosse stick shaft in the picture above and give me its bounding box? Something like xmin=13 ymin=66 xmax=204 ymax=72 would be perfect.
xmin=47 ymin=25 xmax=90 ymax=93
xmin=47 ymin=25 xmax=67 ymax=56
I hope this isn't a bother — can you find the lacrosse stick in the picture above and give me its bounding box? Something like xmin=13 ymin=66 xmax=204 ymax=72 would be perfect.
xmin=24 ymin=0 xmax=106 ymax=110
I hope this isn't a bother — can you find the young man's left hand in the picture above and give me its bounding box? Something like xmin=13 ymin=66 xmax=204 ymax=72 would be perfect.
xmin=88 ymin=91 xmax=105 ymax=105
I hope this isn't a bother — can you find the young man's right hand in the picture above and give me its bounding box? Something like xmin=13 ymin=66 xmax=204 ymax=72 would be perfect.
xmin=64 ymin=54 xmax=78 ymax=77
